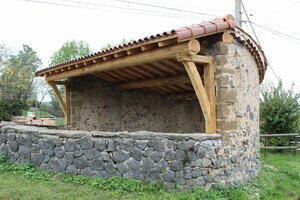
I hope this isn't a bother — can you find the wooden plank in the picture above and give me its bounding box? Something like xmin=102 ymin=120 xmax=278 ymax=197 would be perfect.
xmin=260 ymin=134 xmax=299 ymax=137
xmin=154 ymin=61 xmax=178 ymax=74
xmin=48 ymin=82 xmax=66 ymax=116
xmin=177 ymin=54 xmax=213 ymax=64
xmin=260 ymin=146 xmax=298 ymax=149
xmin=45 ymin=40 xmax=201 ymax=81
xmin=204 ymin=62 xmax=216 ymax=133
xmin=64 ymin=84 xmax=70 ymax=125
xmin=181 ymin=61 xmax=213 ymax=133
xmin=117 ymin=75 xmax=191 ymax=89
xmin=158 ymin=38 xmax=178 ymax=47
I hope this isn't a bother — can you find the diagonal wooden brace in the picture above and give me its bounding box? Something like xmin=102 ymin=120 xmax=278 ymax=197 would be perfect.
xmin=178 ymin=55 xmax=216 ymax=133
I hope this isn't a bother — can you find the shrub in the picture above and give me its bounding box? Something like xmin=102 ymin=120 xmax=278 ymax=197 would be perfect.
xmin=260 ymin=80 xmax=300 ymax=146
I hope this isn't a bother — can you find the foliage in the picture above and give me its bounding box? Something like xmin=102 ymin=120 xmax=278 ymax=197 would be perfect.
xmin=0 ymin=44 xmax=41 ymax=119
xmin=49 ymin=40 xmax=91 ymax=66
xmin=48 ymin=40 xmax=92 ymax=117
xmin=1 ymin=152 xmax=299 ymax=199
xmin=260 ymin=80 xmax=300 ymax=146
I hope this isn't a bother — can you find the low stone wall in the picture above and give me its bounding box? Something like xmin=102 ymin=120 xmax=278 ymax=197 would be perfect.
xmin=0 ymin=122 xmax=227 ymax=189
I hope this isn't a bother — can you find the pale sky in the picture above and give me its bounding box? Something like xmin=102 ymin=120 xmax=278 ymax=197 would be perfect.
xmin=0 ymin=0 xmax=300 ymax=95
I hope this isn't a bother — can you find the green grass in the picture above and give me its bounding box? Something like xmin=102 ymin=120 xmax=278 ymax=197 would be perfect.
xmin=0 ymin=152 xmax=299 ymax=200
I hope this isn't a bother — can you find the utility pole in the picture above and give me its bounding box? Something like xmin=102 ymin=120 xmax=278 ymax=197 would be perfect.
xmin=235 ymin=0 xmax=242 ymax=27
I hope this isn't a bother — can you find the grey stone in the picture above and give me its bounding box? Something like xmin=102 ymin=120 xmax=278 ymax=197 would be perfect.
xmin=176 ymin=178 xmax=186 ymax=186
xmin=187 ymin=152 xmax=197 ymax=161
xmin=73 ymin=150 xmax=83 ymax=158
xmin=175 ymin=171 xmax=183 ymax=178
xmin=58 ymin=158 xmax=68 ymax=169
xmin=157 ymin=159 xmax=168 ymax=172
xmin=116 ymin=163 xmax=129 ymax=174
xmin=152 ymin=139 xmax=166 ymax=152
xmin=119 ymin=140 xmax=134 ymax=151
xmin=201 ymin=140 xmax=213 ymax=148
xmin=147 ymin=169 xmax=159 ymax=181
xmin=0 ymin=134 xmax=7 ymax=143
xmin=54 ymin=140 xmax=63 ymax=147
xmin=101 ymin=152 xmax=112 ymax=162
xmin=196 ymin=177 xmax=206 ymax=186
xmin=74 ymin=157 xmax=89 ymax=169
xmin=186 ymin=179 xmax=196 ymax=187
xmin=48 ymin=158 xmax=65 ymax=172
xmin=123 ymin=171 xmax=133 ymax=179
xmin=54 ymin=147 xmax=65 ymax=158
xmin=130 ymin=149 xmax=142 ymax=161
xmin=95 ymin=170 xmax=110 ymax=179
xmin=205 ymin=174 xmax=214 ymax=183
xmin=202 ymin=169 xmax=209 ymax=176
xmin=202 ymin=158 xmax=212 ymax=167
xmin=127 ymin=158 xmax=140 ymax=171
xmin=43 ymin=140 xmax=55 ymax=150
xmin=0 ymin=144 xmax=9 ymax=155
xmin=18 ymin=146 xmax=30 ymax=162
xmin=142 ymin=158 xmax=154 ymax=172
xmin=178 ymin=141 xmax=195 ymax=151
xmin=104 ymin=162 xmax=116 ymax=174
xmin=133 ymin=170 xmax=145 ymax=180
xmin=81 ymin=167 xmax=94 ymax=176
xmin=231 ymin=156 xmax=238 ymax=163
xmin=90 ymin=159 xmax=105 ymax=171
xmin=7 ymin=134 xmax=16 ymax=141
xmin=31 ymin=153 xmax=44 ymax=166
xmin=64 ymin=140 xmax=77 ymax=152
xmin=175 ymin=150 xmax=185 ymax=161
xmin=64 ymin=152 xmax=74 ymax=165
xmin=80 ymin=138 xmax=94 ymax=150
xmin=190 ymin=160 xmax=202 ymax=167
xmin=164 ymin=170 xmax=175 ymax=182
xmin=106 ymin=140 xmax=116 ymax=151
xmin=43 ymin=155 xmax=50 ymax=163
xmin=150 ymin=151 xmax=162 ymax=163
xmin=94 ymin=139 xmax=106 ymax=151
xmin=66 ymin=165 xmax=78 ymax=175
xmin=30 ymin=146 xmax=39 ymax=153
xmin=39 ymin=163 xmax=50 ymax=170
xmin=8 ymin=152 xmax=18 ymax=163
xmin=137 ymin=141 xmax=148 ymax=150
xmin=113 ymin=150 xmax=129 ymax=163
xmin=169 ymin=161 xmax=183 ymax=171
xmin=84 ymin=149 xmax=100 ymax=160
xmin=42 ymin=148 xmax=54 ymax=156
xmin=215 ymin=168 xmax=225 ymax=175
xmin=16 ymin=135 xmax=32 ymax=147
xmin=192 ymin=169 xmax=202 ymax=178
xmin=164 ymin=150 xmax=175 ymax=161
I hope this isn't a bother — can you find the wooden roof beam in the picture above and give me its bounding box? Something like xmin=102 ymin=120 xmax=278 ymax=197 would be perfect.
xmin=116 ymin=75 xmax=191 ymax=89
xmin=45 ymin=39 xmax=200 ymax=81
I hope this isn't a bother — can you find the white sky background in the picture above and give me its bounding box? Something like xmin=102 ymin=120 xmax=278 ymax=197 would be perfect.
xmin=0 ymin=0 xmax=300 ymax=100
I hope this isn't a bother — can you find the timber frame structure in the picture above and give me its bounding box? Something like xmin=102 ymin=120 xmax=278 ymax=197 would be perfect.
xmin=36 ymin=14 xmax=267 ymax=133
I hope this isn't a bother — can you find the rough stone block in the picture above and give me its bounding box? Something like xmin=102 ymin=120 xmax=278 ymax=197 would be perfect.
xmin=217 ymin=120 xmax=239 ymax=131
xmin=217 ymin=88 xmax=237 ymax=103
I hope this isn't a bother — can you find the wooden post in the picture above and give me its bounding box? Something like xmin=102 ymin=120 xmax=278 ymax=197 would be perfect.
xmin=64 ymin=83 xmax=70 ymax=125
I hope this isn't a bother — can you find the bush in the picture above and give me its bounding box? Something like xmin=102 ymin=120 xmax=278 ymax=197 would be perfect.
xmin=260 ymin=80 xmax=300 ymax=146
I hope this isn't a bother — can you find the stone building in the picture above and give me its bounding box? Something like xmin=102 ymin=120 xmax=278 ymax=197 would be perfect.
xmin=0 ymin=14 xmax=267 ymax=189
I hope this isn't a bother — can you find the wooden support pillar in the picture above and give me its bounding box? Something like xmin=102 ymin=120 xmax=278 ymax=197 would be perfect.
xmin=48 ymin=81 xmax=70 ymax=125
xmin=178 ymin=55 xmax=216 ymax=133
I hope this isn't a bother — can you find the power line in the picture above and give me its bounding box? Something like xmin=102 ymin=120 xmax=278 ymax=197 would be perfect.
xmin=240 ymin=0 xmax=280 ymax=82
xmin=113 ymin=0 xmax=218 ymax=17
xmin=21 ymin=0 xmax=207 ymax=20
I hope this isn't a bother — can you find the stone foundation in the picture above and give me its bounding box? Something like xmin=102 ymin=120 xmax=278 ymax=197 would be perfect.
xmin=0 ymin=122 xmax=258 ymax=190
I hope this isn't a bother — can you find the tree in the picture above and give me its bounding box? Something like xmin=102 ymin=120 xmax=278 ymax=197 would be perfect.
xmin=49 ymin=40 xmax=91 ymax=66
xmin=0 ymin=45 xmax=41 ymax=119
xmin=48 ymin=40 xmax=92 ymax=117
xmin=260 ymin=80 xmax=300 ymax=146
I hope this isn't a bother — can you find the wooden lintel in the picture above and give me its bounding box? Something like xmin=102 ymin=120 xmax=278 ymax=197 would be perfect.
xmin=181 ymin=61 xmax=215 ymax=133
xmin=45 ymin=39 xmax=201 ymax=81
xmin=116 ymin=75 xmax=191 ymax=89
xmin=176 ymin=54 xmax=213 ymax=64
xmin=48 ymin=82 xmax=67 ymax=116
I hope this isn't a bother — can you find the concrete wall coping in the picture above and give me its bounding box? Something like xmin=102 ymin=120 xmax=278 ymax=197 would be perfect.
xmin=0 ymin=122 xmax=221 ymax=141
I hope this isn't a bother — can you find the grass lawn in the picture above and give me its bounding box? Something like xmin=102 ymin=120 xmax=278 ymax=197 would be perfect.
xmin=0 ymin=152 xmax=299 ymax=200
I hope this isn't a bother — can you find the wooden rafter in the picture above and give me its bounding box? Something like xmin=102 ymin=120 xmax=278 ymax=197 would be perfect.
xmin=116 ymin=75 xmax=190 ymax=89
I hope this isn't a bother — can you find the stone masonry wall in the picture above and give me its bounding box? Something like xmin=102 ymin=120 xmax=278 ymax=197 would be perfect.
xmin=0 ymin=123 xmax=223 ymax=190
xmin=70 ymin=76 xmax=205 ymax=133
